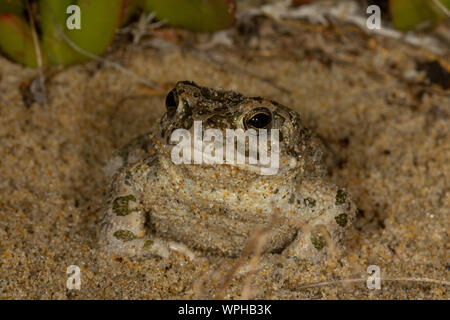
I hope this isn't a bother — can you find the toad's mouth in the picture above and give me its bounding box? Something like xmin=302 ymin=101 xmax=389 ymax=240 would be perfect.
xmin=167 ymin=120 xmax=282 ymax=175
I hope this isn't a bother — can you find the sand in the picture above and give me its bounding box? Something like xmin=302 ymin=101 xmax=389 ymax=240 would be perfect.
xmin=0 ymin=2 xmax=449 ymax=299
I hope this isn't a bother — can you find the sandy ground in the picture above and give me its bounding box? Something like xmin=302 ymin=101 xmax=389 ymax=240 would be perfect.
xmin=0 ymin=3 xmax=449 ymax=299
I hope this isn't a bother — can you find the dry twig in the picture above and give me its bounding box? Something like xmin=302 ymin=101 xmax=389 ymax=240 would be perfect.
xmin=26 ymin=0 xmax=47 ymax=107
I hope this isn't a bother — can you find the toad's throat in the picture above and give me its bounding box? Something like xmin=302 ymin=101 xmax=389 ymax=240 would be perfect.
xmin=149 ymin=204 xmax=298 ymax=257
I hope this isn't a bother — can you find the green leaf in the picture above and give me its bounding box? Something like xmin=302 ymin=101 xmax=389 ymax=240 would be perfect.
xmin=40 ymin=0 xmax=125 ymax=66
xmin=66 ymin=0 xmax=124 ymax=59
xmin=0 ymin=0 xmax=24 ymax=15
xmin=1 ymin=0 xmax=127 ymax=67
xmin=390 ymin=0 xmax=450 ymax=31
xmin=40 ymin=0 xmax=81 ymax=66
xmin=142 ymin=0 xmax=236 ymax=32
xmin=0 ymin=13 xmax=39 ymax=67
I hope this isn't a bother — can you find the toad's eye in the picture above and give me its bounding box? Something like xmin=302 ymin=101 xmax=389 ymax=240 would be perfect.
xmin=165 ymin=89 xmax=179 ymax=116
xmin=245 ymin=108 xmax=272 ymax=129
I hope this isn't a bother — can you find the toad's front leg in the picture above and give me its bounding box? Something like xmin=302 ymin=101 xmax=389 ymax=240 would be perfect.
xmin=282 ymin=179 xmax=356 ymax=262
xmin=99 ymin=162 xmax=194 ymax=260
xmin=99 ymin=186 xmax=172 ymax=258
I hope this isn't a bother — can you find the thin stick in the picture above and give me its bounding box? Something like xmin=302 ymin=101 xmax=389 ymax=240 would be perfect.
xmin=26 ymin=0 xmax=47 ymax=106
xmin=58 ymin=31 xmax=164 ymax=91
xmin=292 ymin=277 xmax=450 ymax=290
xmin=432 ymin=0 xmax=450 ymax=17
xmin=240 ymin=228 xmax=269 ymax=299
xmin=215 ymin=214 xmax=279 ymax=300
xmin=214 ymin=228 xmax=261 ymax=299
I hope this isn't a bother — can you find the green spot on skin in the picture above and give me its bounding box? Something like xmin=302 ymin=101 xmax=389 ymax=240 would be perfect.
xmin=124 ymin=171 xmax=132 ymax=186
xmin=289 ymin=194 xmax=295 ymax=204
xmin=292 ymin=256 xmax=307 ymax=265
xmin=304 ymin=197 xmax=316 ymax=208
xmin=113 ymin=230 xmax=136 ymax=242
xmin=310 ymin=234 xmax=326 ymax=250
xmin=113 ymin=195 xmax=137 ymax=216
xmin=143 ymin=240 xmax=154 ymax=248
xmin=335 ymin=213 xmax=348 ymax=227
xmin=335 ymin=189 xmax=347 ymax=205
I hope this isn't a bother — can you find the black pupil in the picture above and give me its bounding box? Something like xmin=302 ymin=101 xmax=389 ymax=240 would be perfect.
xmin=165 ymin=90 xmax=178 ymax=111
xmin=248 ymin=113 xmax=271 ymax=128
